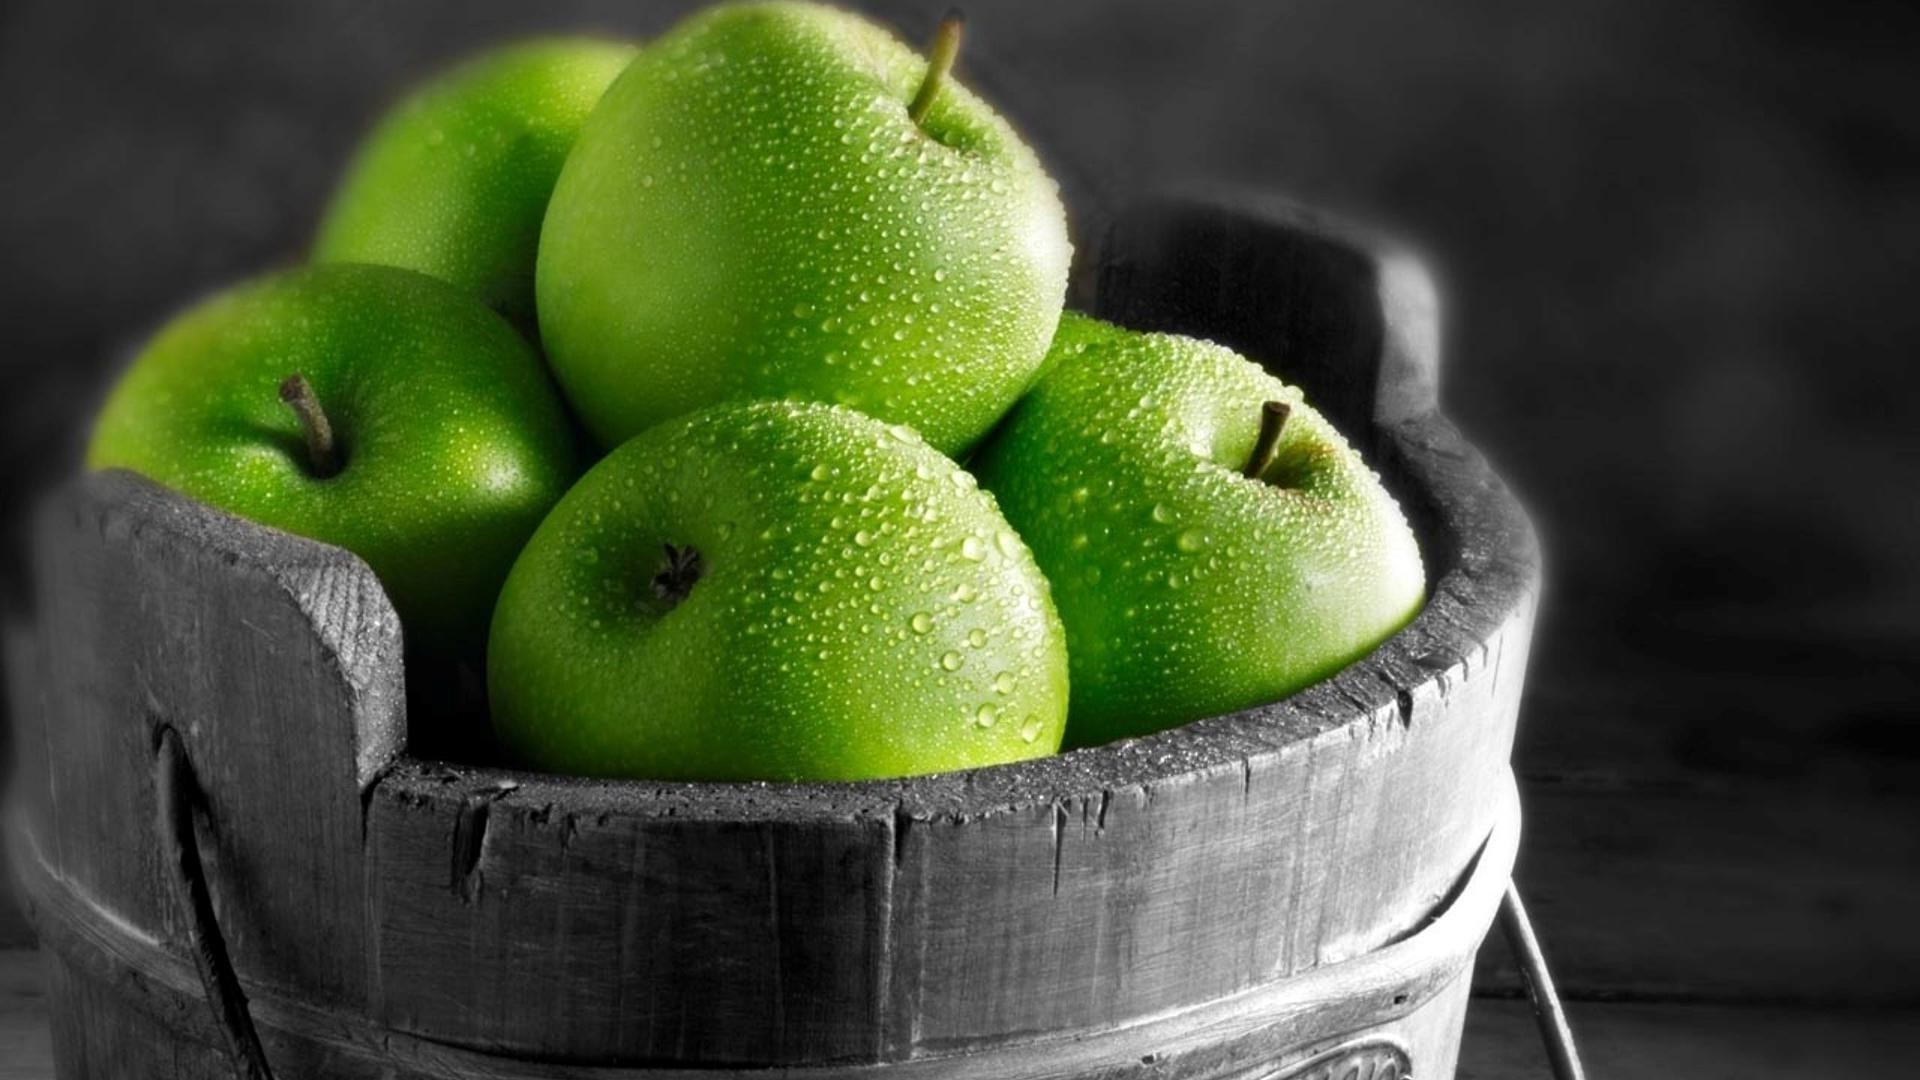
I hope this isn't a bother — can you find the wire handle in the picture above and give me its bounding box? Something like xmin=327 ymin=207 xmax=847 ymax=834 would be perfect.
xmin=1499 ymin=881 xmax=1586 ymax=1080
xmin=155 ymin=725 xmax=276 ymax=1080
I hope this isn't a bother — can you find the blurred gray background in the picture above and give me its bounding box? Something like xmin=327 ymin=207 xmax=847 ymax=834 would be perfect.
xmin=2 ymin=0 xmax=1917 ymax=1065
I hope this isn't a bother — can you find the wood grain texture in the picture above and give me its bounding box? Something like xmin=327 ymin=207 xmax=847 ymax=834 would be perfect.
xmin=14 ymin=470 xmax=405 ymax=1016
xmin=365 ymin=765 xmax=897 ymax=1063
xmin=5 ymin=195 xmax=1541 ymax=1075
xmin=4 ymin=775 xmax=1518 ymax=1078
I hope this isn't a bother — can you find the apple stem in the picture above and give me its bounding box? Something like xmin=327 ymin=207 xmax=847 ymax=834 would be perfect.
xmin=652 ymin=543 xmax=704 ymax=610
xmin=908 ymin=10 xmax=965 ymax=125
xmin=279 ymin=373 xmax=340 ymax=478
xmin=1243 ymin=400 xmax=1291 ymax=480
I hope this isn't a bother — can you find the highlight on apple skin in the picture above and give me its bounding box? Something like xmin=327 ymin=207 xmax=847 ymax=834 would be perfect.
xmin=488 ymin=399 xmax=1070 ymax=782
xmin=535 ymin=1 xmax=1073 ymax=456
xmin=971 ymin=313 xmax=1427 ymax=746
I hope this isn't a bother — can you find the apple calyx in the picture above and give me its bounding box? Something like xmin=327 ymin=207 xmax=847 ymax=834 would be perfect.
xmin=651 ymin=543 xmax=704 ymax=611
xmin=907 ymin=10 xmax=965 ymax=125
xmin=1243 ymin=400 xmax=1291 ymax=481
xmin=279 ymin=373 xmax=341 ymax=478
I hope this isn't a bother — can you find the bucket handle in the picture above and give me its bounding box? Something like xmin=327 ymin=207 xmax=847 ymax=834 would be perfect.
xmin=1499 ymin=882 xmax=1587 ymax=1080
xmin=155 ymin=725 xmax=277 ymax=1080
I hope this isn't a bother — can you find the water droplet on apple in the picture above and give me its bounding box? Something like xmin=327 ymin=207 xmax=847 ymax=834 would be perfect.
xmin=975 ymin=704 xmax=998 ymax=728
xmin=992 ymin=671 xmax=1016 ymax=695
xmin=994 ymin=531 xmax=1021 ymax=558
xmin=967 ymin=627 xmax=988 ymax=648
xmin=810 ymin=463 xmax=831 ymax=481
xmin=1151 ymin=504 xmax=1173 ymax=524
xmin=1019 ymin=715 xmax=1045 ymax=743
xmin=960 ymin=537 xmax=987 ymax=561
xmin=940 ymin=651 xmax=963 ymax=671
xmin=1177 ymin=529 xmax=1206 ymax=553
xmin=854 ymin=529 xmax=875 ymax=546
xmin=910 ymin=612 xmax=934 ymax=634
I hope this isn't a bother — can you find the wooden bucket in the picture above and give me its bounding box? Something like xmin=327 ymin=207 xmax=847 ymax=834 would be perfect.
xmin=3 ymin=193 xmax=1540 ymax=1080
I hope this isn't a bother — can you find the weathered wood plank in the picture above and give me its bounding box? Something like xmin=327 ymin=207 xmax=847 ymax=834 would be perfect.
xmin=365 ymin=764 xmax=897 ymax=1065
xmin=22 ymin=471 xmax=404 ymax=1011
xmin=1 ymin=769 xmax=1517 ymax=1076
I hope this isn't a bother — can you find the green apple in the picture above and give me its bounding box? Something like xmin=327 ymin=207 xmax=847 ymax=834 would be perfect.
xmin=314 ymin=38 xmax=638 ymax=326
xmin=536 ymin=2 xmax=1071 ymax=455
xmin=971 ymin=313 xmax=1426 ymax=746
xmin=88 ymin=263 xmax=579 ymax=653
xmin=488 ymin=400 xmax=1068 ymax=781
